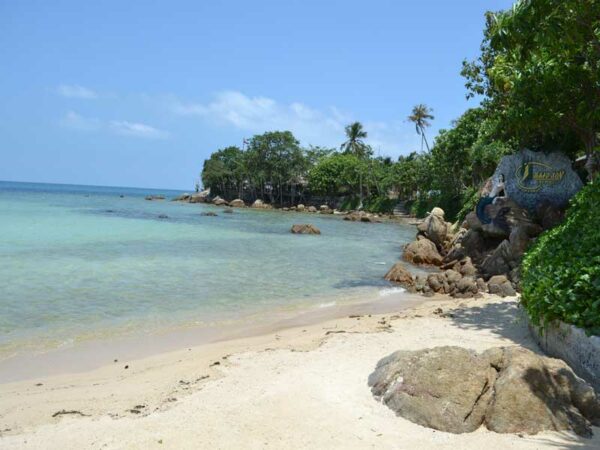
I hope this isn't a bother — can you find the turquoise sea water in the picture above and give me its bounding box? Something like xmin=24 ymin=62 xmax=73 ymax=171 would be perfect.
xmin=0 ymin=181 xmax=416 ymax=359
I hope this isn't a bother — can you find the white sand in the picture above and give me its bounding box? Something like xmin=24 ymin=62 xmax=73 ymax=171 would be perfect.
xmin=1 ymin=295 xmax=598 ymax=449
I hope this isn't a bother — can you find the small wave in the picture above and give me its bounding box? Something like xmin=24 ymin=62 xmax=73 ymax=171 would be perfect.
xmin=373 ymin=261 xmax=387 ymax=265
xmin=318 ymin=301 xmax=337 ymax=308
xmin=379 ymin=287 xmax=406 ymax=297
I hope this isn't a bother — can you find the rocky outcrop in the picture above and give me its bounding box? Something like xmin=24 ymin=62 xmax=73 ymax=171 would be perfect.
xmin=189 ymin=189 xmax=210 ymax=203
xmin=229 ymin=199 xmax=245 ymax=208
xmin=384 ymin=262 xmax=415 ymax=289
xmin=403 ymin=236 xmax=443 ymax=266
xmin=290 ymin=224 xmax=321 ymax=235
xmin=369 ymin=346 xmax=600 ymax=436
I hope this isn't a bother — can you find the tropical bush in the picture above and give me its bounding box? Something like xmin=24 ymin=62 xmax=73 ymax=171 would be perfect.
xmin=521 ymin=180 xmax=600 ymax=335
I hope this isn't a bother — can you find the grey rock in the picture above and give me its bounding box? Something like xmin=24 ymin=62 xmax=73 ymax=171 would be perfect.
xmin=369 ymin=346 xmax=600 ymax=436
xmin=492 ymin=149 xmax=583 ymax=212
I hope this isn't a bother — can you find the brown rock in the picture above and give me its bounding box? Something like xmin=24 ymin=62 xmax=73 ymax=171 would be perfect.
xmin=229 ymin=198 xmax=245 ymax=207
xmin=307 ymin=206 xmax=317 ymax=213
xmin=384 ymin=262 xmax=415 ymax=288
xmin=290 ymin=224 xmax=320 ymax=235
xmin=403 ymin=237 xmax=443 ymax=266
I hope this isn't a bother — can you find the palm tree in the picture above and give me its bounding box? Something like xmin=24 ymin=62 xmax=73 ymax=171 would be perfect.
xmin=341 ymin=122 xmax=370 ymax=208
xmin=408 ymin=104 xmax=434 ymax=152
xmin=341 ymin=122 xmax=368 ymax=157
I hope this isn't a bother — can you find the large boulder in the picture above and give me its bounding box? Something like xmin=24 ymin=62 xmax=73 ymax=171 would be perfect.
xmin=403 ymin=236 xmax=443 ymax=266
xmin=229 ymin=198 xmax=245 ymax=208
xmin=290 ymin=224 xmax=321 ymax=235
xmin=384 ymin=262 xmax=415 ymax=289
xmin=296 ymin=204 xmax=305 ymax=212
xmin=417 ymin=208 xmax=452 ymax=249
xmin=307 ymin=206 xmax=317 ymax=213
xmin=369 ymin=346 xmax=600 ymax=436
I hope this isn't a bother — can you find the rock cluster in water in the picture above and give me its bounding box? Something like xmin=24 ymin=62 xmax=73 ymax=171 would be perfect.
xmin=369 ymin=346 xmax=600 ymax=436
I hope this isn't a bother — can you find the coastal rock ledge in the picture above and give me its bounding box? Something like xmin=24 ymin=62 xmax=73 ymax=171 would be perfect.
xmin=368 ymin=346 xmax=600 ymax=437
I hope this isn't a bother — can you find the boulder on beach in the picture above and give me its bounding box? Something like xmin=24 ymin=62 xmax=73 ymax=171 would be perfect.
xmin=290 ymin=224 xmax=321 ymax=235
xmin=384 ymin=262 xmax=414 ymax=288
xmin=403 ymin=236 xmax=443 ymax=266
xmin=229 ymin=199 xmax=245 ymax=208
xmin=319 ymin=205 xmax=331 ymax=213
xmin=296 ymin=204 xmax=305 ymax=212
xmin=369 ymin=346 xmax=600 ymax=436
xmin=307 ymin=206 xmax=317 ymax=213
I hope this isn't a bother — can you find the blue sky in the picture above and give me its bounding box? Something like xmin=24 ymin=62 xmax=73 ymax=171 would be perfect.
xmin=0 ymin=0 xmax=513 ymax=190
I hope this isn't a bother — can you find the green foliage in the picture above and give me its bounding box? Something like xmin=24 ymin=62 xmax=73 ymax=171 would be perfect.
xmin=462 ymin=0 xmax=600 ymax=176
xmin=307 ymin=153 xmax=364 ymax=197
xmin=455 ymin=187 xmax=479 ymax=224
xmin=521 ymin=180 xmax=600 ymax=335
xmin=362 ymin=195 xmax=396 ymax=214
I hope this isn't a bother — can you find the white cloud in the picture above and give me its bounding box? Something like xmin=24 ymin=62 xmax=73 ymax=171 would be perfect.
xmin=109 ymin=120 xmax=169 ymax=139
xmin=59 ymin=111 xmax=101 ymax=131
xmin=60 ymin=111 xmax=168 ymax=140
xmin=171 ymin=91 xmax=421 ymax=156
xmin=57 ymin=84 xmax=98 ymax=99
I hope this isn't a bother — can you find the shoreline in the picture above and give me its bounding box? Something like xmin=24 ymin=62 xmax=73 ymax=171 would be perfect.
xmin=0 ymin=288 xmax=426 ymax=384
xmin=2 ymin=293 xmax=598 ymax=449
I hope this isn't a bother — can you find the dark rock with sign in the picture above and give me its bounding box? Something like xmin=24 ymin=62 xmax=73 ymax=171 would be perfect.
xmin=386 ymin=150 xmax=583 ymax=298
xmin=493 ymin=149 xmax=583 ymax=212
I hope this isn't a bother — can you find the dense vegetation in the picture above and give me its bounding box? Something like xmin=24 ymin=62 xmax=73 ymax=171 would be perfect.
xmin=521 ymin=180 xmax=600 ymax=334
xmin=201 ymin=0 xmax=598 ymax=221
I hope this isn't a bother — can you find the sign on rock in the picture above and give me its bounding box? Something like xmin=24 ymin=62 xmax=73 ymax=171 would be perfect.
xmin=492 ymin=149 xmax=583 ymax=212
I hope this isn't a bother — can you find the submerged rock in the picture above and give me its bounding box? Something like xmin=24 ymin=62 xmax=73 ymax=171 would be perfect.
xmin=369 ymin=346 xmax=600 ymax=436
xmin=145 ymin=195 xmax=165 ymax=201
xmin=290 ymin=224 xmax=321 ymax=235
xmin=201 ymin=211 xmax=218 ymax=217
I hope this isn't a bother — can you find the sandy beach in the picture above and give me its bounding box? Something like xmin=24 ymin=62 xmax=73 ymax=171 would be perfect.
xmin=1 ymin=294 xmax=598 ymax=449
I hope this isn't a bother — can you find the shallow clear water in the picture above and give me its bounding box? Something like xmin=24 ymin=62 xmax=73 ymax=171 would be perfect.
xmin=0 ymin=181 xmax=416 ymax=358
